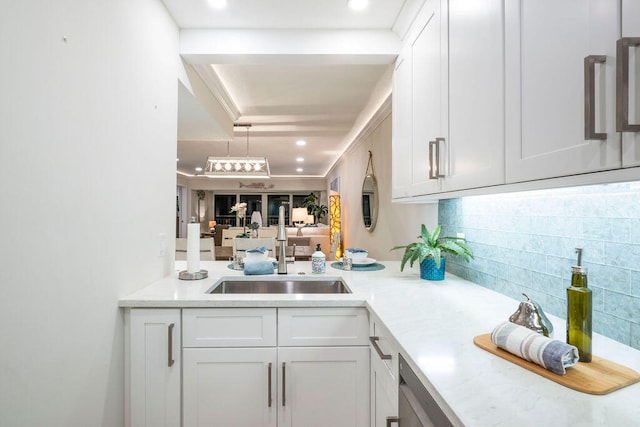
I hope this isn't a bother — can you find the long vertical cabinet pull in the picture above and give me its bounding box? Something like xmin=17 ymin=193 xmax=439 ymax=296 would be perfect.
xmin=616 ymin=37 xmax=640 ymax=132
xmin=428 ymin=138 xmax=446 ymax=179
xmin=282 ymin=362 xmax=286 ymax=407
xmin=584 ymin=55 xmax=607 ymax=140
xmin=167 ymin=323 xmax=175 ymax=367
xmin=267 ymin=363 xmax=272 ymax=407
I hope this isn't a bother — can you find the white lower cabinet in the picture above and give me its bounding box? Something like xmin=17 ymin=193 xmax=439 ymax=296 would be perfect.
xmin=183 ymin=347 xmax=277 ymax=427
xmin=126 ymin=309 xmax=181 ymax=427
xmin=181 ymin=307 xmax=370 ymax=427
xmin=369 ymin=318 xmax=399 ymax=427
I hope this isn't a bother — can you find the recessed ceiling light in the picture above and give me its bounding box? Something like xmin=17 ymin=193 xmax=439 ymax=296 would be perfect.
xmin=195 ymin=167 xmax=203 ymax=172
xmin=347 ymin=0 xmax=368 ymax=11
xmin=296 ymin=157 xmax=304 ymax=162
xmin=176 ymin=158 xmax=179 ymax=162
xmin=208 ymin=0 xmax=227 ymax=9
xmin=296 ymin=140 xmax=307 ymax=146
xmin=296 ymin=168 xmax=303 ymax=173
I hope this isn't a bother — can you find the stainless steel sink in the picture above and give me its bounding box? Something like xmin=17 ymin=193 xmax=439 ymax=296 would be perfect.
xmin=208 ymin=278 xmax=352 ymax=294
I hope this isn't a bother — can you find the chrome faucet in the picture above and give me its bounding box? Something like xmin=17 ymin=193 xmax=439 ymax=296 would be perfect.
xmin=276 ymin=203 xmax=288 ymax=274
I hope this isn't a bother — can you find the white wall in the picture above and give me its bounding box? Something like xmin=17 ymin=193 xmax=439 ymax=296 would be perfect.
xmin=0 ymin=1 xmax=178 ymax=425
xmin=326 ymin=111 xmax=438 ymax=262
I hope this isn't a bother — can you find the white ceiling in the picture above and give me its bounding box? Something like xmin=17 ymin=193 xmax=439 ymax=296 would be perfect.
xmin=168 ymin=0 xmax=421 ymax=177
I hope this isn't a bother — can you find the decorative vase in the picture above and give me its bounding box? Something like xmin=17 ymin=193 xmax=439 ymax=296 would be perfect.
xmin=420 ymin=258 xmax=446 ymax=280
xmin=250 ymin=229 xmax=258 ymax=238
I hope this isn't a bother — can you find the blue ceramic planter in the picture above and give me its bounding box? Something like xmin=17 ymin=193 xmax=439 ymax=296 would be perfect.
xmin=420 ymin=258 xmax=445 ymax=280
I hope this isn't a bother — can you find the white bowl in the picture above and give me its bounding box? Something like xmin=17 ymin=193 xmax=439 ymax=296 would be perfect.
xmin=244 ymin=251 xmax=269 ymax=262
xmin=345 ymin=249 xmax=368 ymax=262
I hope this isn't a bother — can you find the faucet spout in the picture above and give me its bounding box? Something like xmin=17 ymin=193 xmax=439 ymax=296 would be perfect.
xmin=276 ymin=204 xmax=287 ymax=274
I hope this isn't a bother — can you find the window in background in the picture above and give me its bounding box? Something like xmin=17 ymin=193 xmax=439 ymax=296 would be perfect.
xmin=240 ymin=194 xmax=262 ymax=224
xmin=267 ymin=194 xmax=290 ymax=225
xmin=214 ymin=194 xmax=237 ymax=226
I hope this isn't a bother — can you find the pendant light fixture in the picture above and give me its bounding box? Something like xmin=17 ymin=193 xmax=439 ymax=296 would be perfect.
xmin=204 ymin=124 xmax=271 ymax=178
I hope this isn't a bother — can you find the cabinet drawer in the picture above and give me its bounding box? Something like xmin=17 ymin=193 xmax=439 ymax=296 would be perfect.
xmin=370 ymin=317 xmax=400 ymax=380
xmin=278 ymin=307 xmax=369 ymax=347
xmin=183 ymin=308 xmax=277 ymax=347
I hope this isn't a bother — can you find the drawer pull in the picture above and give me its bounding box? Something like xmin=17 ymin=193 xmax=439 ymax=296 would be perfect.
xmin=167 ymin=323 xmax=175 ymax=367
xmin=584 ymin=55 xmax=607 ymax=140
xmin=282 ymin=362 xmax=286 ymax=407
xmin=370 ymin=336 xmax=392 ymax=360
xmin=268 ymin=363 xmax=272 ymax=407
xmin=616 ymin=37 xmax=640 ymax=132
xmin=386 ymin=416 xmax=400 ymax=427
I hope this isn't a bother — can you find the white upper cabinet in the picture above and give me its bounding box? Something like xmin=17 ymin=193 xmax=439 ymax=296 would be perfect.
xmin=409 ymin=0 xmax=448 ymax=197
xmin=391 ymin=0 xmax=505 ymax=198
xmin=505 ymin=0 xmax=621 ymax=183
xmin=621 ymin=0 xmax=640 ymax=167
xmin=445 ymin=0 xmax=505 ymax=192
xmin=391 ymin=44 xmax=413 ymax=200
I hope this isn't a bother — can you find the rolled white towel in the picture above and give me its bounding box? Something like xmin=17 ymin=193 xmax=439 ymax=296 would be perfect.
xmin=490 ymin=321 xmax=579 ymax=375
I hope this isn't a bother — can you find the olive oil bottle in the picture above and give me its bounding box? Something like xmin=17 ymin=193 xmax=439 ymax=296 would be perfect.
xmin=566 ymin=248 xmax=592 ymax=362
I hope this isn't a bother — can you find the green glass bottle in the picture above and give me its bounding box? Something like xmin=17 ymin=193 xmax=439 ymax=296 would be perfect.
xmin=566 ymin=248 xmax=592 ymax=362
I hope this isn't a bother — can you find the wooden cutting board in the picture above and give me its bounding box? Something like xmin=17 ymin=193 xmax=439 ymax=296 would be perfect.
xmin=473 ymin=333 xmax=640 ymax=395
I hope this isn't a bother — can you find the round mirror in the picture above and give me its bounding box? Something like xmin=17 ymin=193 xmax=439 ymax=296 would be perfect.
xmin=362 ymin=173 xmax=378 ymax=232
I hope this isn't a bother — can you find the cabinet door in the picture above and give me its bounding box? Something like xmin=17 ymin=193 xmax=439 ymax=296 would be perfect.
xmin=410 ymin=0 xmax=448 ymax=196
xmin=445 ymin=0 xmax=505 ymax=192
xmin=371 ymin=348 xmax=398 ymax=427
xmin=505 ymin=0 xmax=621 ymax=183
xmin=128 ymin=309 xmax=180 ymax=427
xmin=278 ymin=347 xmax=370 ymax=427
xmin=621 ymin=0 xmax=640 ymax=167
xmin=392 ymin=44 xmax=414 ymax=200
xmin=183 ymin=348 xmax=277 ymax=427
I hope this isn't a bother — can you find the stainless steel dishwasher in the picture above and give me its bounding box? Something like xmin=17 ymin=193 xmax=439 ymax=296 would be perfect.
xmin=397 ymin=354 xmax=454 ymax=427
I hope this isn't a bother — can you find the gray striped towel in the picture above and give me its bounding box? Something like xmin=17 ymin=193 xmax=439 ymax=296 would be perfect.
xmin=490 ymin=321 xmax=579 ymax=375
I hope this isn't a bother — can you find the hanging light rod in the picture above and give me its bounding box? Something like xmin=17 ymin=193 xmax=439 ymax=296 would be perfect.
xmin=204 ymin=123 xmax=271 ymax=178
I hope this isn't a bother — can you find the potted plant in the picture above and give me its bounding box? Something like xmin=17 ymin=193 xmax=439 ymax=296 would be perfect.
xmin=302 ymin=193 xmax=328 ymax=223
xmin=390 ymin=224 xmax=473 ymax=280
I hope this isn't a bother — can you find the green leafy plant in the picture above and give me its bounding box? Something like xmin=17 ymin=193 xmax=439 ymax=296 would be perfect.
xmin=247 ymin=222 xmax=260 ymax=230
xmin=390 ymin=224 xmax=473 ymax=271
xmin=302 ymin=193 xmax=328 ymax=222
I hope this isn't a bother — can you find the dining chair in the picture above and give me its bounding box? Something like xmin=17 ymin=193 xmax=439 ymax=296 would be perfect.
xmin=232 ymin=237 xmax=277 ymax=258
xmin=175 ymin=237 xmax=215 ymax=261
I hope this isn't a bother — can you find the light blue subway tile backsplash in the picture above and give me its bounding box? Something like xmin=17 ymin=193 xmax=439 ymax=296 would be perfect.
xmin=439 ymin=181 xmax=640 ymax=350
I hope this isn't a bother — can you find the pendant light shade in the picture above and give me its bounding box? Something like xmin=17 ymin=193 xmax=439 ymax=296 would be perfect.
xmin=204 ymin=124 xmax=271 ymax=178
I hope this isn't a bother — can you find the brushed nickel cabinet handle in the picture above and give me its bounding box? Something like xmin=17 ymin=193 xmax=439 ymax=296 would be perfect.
xmin=429 ymin=138 xmax=446 ymax=179
xmin=167 ymin=323 xmax=175 ymax=367
xmin=386 ymin=416 xmax=400 ymax=427
xmin=268 ymin=363 xmax=272 ymax=407
xmin=584 ymin=55 xmax=607 ymax=140
xmin=370 ymin=336 xmax=392 ymax=360
xmin=282 ymin=362 xmax=286 ymax=407
xmin=616 ymin=37 xmax=640 ymax=132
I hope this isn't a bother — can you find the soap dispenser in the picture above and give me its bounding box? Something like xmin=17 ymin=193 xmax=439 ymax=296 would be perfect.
xmin=566 ymin=248 xmax=592 ymax=362
xmin=311 ymin=244 xmax=326 ymax=274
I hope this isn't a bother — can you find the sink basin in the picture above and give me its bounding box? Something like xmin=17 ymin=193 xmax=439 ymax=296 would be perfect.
xmin=208 ymin=277 xmax=352 ymax=294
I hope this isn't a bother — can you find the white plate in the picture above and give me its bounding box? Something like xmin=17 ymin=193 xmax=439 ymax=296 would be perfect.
xmin=339 ymin=257 xmax=376 ymax=266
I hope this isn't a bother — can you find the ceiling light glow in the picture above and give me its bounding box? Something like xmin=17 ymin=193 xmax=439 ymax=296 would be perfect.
xmin=195 ymin=167 xmax=203 ymax=172
xmin=296 ymin=140 xmax=307 ymax=146
xmin=348 ymin=0 xmax=368 ymax=11
xmin=296 ymin=168 xmax=303 ymax=172
xmin=208 ymin=0 xmax=227 ymax=9
xmin=296 ymin=157 xmax=304 ymax=162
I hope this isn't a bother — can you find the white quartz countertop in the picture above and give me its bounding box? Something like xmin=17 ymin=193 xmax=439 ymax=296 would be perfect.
xmin=119 ymin=261 xmax=640 ymax=426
